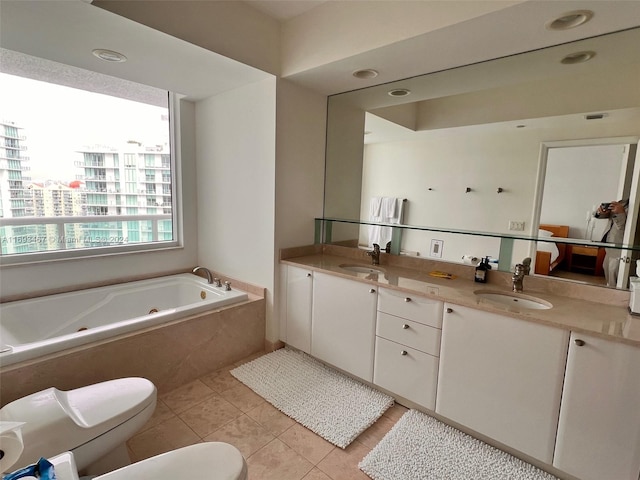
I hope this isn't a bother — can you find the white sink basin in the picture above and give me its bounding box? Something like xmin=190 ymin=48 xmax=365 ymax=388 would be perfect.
xmin=474 ymin=289 xmax=552 ymax=310
xmin=339 ymin=263 xmax=386 ymax=275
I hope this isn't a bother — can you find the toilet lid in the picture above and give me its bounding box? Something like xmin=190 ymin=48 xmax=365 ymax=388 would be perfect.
xmin=96 ymin=443 xmax=247 ymax=480
xmin=0 ymin=377 xmax=156 ymax=470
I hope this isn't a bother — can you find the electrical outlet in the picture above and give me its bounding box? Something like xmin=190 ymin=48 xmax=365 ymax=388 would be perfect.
xmin=508 ymin=221 xmax=525 ymax=231
xmin=430 ymin=239 xmax=443 ymax=258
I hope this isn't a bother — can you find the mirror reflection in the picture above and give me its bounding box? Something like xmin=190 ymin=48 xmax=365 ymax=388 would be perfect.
xmin=323 ymin=27 xmax=640 ymax=290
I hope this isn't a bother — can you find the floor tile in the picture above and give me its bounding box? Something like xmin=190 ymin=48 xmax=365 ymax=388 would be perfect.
xmin=278 ymin=423 xmax=335 ymax=465
xmin=316 ymin=440 xmax=371 ymax=480
xmin=159 ymin=379 xmax=215 ymax=414
xmin=247 ymin=438 xmax=314 ymax=480
xmin=138 ymin=399 xmax=175 ymax=433
xmin=203 ymin=414 xmax=275 ymax=458
xmin=302 ymin=468 xmax=332 ymax=480
xmin=127 ymin=416 xmax=200 ymax=462
xmin=382 ymin=402 xmax=409 ymax=422
xmin=246 ymin=402 xmax=296 ymax=436
xmin=179 ymin=394 xmax=244 ymax=437
xmin=200 ymin=366 xmax=241 ymax=393
xmin=355 ymin=415 xmax=396 ymax=449
xmin=220 ymin=383 xmax=266 ymax=413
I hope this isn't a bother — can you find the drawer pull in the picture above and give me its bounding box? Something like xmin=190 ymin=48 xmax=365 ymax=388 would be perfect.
xmin=404 ymin=297 xmax=412 ymax=302
xmin=369 ymin=288 xmax=376 ymax=293
xmin=400 ymin=350 xmax=408 ymax=356
xmin=446 ymin=307 xmax=453 ymax=313
xmin=402 ymin=324 xmax=410 ymax=329
xmin=306 ymin=273 xmax=312 ymax=277
xmin=574 ymin=339 xmax=586 ymax=346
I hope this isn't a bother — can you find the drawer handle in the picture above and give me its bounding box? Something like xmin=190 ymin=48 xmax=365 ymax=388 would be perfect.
xmin=402 ymin=324 xmax=409 ymax=329
xmin=369 ymin=288 xmax=376 ymax=293
xmin=404 ymin=297 xmax=412 ymax=302
xmin=574 ymin=339 xmax=586 ymax=346
xmin=446 ymin=307 xmax=453 ymax=313
xmin=306 ymin=273 xmax=312 ymax=277
xmin=400 ymin=350 xmax=408 ymax=356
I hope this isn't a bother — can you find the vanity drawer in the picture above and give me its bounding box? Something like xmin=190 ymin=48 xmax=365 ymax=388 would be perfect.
xmin=376 ymin=312 xmax=441 ymax=356
xmin=374 ymin=336 xmax=439 ymax=410
xmin=377 ymin=287 xmax=443 ymax=328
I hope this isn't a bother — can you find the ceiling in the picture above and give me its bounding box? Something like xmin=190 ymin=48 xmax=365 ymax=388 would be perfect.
xmin=2 ymin=1 xmax=640 ymax=99
xmin=244 ymin=0 xmax=327 ymax=21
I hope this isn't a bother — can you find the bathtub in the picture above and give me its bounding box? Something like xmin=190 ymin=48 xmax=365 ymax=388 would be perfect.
xmin=0 ymin=273 xmax=249 ymax=367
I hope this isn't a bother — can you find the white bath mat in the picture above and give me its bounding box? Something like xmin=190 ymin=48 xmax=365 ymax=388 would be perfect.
xmin=230 ymin=348 xmax=394 ymax=449
xmin=359 ymin=409 xmax=560 ymax=480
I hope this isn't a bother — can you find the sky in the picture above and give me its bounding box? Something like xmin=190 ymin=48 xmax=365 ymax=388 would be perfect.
xmin=1 ymin=73 xmax=169 ymax=181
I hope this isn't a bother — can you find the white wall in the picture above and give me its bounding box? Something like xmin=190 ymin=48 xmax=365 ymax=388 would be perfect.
xmin=0 ymin=99 xmax=199 ymax=299
xmin=274 ymin=79 xmax=326 ymax=341
xmin=195 ymin=78 xmax=277 ymax=340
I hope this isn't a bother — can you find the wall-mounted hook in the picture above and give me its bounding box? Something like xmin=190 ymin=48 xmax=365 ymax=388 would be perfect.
xmin=497 ymin=187 xmax=504 ymax=193
xmin=465 ymin=187 xmax=472 ymax=193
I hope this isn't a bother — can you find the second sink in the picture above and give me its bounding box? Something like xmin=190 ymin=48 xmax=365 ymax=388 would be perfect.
xmin=339 ymin=264 xmax=386 ymax=275
xmin=474 ymin=289 xmax=552 ymax=310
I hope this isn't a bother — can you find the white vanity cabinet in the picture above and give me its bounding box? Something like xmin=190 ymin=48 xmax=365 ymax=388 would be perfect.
xmin=436 ymin=303 xmax=569 ymax=463
xmin=311 ymin=272 xmax=377 ymax=381
xmin=373 ymin=288 xmax=443 ymax=409
xmin=284 ymin=265 xmax=314 ymax=353
xmin=553 ymin=332 xmax=640 ymax=480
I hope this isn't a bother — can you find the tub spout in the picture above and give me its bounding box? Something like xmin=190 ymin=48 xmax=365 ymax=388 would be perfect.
xmin=192 ymin=266 xmax=213 ymax=284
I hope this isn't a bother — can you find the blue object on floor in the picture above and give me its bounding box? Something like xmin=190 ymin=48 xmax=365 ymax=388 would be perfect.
xmin=3 ymin=457 xmax=56 ymax=480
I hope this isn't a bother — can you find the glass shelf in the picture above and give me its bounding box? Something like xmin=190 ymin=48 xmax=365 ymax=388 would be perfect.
xmin=315 ymin=217 xmax=640 ymax=252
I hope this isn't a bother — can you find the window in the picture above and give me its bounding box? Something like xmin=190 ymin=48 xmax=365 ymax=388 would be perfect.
xmin=0 ymin=61 xmax=179 ymax=264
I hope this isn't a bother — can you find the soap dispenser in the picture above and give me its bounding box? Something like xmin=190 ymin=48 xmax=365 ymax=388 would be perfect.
xmin=474 ymin=256 xmax=492 ymax=283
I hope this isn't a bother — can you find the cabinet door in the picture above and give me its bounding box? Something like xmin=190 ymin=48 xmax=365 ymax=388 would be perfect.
xmin=374 ymin=336 xmax=439 ymax=409
xmin=436 ymin=303 xmax=569 ymax=463
xmin=311 ymin=272 xmax=377 ymax=381
xmin=554 ymin=332 xmax=640 ymax=480
xmin=285 ymin=265 xmax=313 ymax=353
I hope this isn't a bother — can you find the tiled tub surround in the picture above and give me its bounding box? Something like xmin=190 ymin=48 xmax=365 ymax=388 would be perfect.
xmin=0 ymin=284 xmax=266 ymax=406
xmin=281 ymin=244 xmax=640 ymax=346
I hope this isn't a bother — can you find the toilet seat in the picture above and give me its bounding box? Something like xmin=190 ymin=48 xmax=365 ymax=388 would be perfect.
xmin=95 ymin=443 xmax=248 ymax=480
xmin=0 ymin=377 xmax=156 ymax=470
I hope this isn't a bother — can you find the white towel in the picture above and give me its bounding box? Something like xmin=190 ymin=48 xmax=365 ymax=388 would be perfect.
xmin=368 ymin=197 xmax=404 ymax=247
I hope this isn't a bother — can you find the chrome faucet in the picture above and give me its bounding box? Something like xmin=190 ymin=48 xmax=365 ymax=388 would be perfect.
xmin=512 ymin=264 xmax=526 ymax=292
xmin=192 ymin=266 xmax=213 ymax=284
xmin=367 ymin=243 xmax=381 ymax=265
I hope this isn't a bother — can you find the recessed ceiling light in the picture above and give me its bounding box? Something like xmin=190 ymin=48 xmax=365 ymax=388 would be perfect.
xmin=352 ymin=69 xmax=379 ymax=79
xmin=546 ymin=10 xmax=594 ymax=30
xmin=388 ymin=88 xmax=411 ymax=97
xmin=92 ymin=49 xmax=127 ymax=63
xmin=561 ymin=51 xmax=596 ymax=65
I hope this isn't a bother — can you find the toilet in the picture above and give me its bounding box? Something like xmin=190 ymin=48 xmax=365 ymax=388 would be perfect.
xmin=46 ymin=442 xmax=247 ymax=480
xmin=1 ymin=378 xmax=248 ymax=480
xmin=0 ymin=377 xmax=157 ymax=475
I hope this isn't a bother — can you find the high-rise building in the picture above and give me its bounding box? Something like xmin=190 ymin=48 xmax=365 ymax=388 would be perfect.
xmin=0 ymin=120 xmax=36 ymax=254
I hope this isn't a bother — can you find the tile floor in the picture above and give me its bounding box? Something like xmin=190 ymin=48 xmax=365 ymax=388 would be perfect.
xmin=126 ymin=351 xmax=408 ymax=480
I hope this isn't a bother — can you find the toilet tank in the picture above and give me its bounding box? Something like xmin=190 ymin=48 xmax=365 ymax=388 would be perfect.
xmin=0 ymin=377 xmax=156 ymax=471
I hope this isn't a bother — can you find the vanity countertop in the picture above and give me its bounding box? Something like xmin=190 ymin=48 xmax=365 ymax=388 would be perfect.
xmin=281 ymin=251 xmax=640 ymax=347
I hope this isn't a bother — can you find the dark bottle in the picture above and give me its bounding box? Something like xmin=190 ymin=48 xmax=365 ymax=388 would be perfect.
xmin=474 ymin=256 xmax=491 ymax=283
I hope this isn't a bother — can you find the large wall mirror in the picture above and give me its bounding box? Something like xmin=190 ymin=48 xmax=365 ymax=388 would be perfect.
xmin=323 ymin=27 xmax=640 ymax=290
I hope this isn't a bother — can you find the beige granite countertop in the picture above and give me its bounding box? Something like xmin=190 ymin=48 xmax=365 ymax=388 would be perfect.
xmin=281 ymin=245 xmax=640 ymax=347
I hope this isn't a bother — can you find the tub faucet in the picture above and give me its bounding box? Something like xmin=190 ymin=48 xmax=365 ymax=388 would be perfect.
xmin=367 ymin=244 xmax=381 ymax=265
xmin=512 ymin=264 xmax=526 ymax=292
xmin=192 ymin=266 xmax=213 ymax=284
